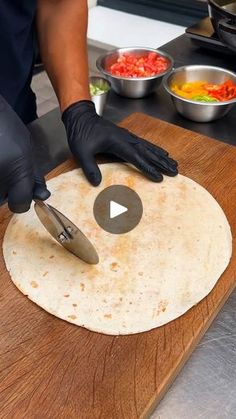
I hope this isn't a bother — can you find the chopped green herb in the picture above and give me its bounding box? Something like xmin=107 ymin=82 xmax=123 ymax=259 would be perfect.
xmin=90 ymin=83 xmax=109 ymax=96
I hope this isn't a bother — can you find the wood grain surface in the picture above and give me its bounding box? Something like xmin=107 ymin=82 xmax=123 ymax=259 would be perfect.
xmin=0 ymin=113 xmax=235 ymax=419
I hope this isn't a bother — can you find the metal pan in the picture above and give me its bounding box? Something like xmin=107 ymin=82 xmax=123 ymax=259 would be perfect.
xmin=208 ymin=0 xmax=236 ymax=51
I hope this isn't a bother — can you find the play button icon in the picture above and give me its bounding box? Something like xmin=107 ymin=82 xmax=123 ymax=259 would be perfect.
xmin=93 ymin=185 xmax=143 ymax=234
xmin=110 ymin=201 xmax=128 ymax=219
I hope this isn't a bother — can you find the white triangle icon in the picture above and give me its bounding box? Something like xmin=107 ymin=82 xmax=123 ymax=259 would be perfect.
xmin=110 ymin=200 xmax=128 ymax=219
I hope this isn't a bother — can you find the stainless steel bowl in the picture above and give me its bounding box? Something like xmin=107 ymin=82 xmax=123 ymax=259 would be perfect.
xmin=163 ymin=65 xmax=236 ymax=122
xmin=90 ymin=76 xmax=111 ymax=116
xmin=96 ymin=47 xmax=174 ymax=99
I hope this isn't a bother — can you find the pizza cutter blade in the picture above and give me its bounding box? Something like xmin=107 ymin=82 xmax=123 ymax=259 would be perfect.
xmin=34 ymin=200 xmax=99 ymax=265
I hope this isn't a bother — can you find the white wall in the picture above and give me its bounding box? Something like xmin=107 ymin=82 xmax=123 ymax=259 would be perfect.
xmin=88 ymin=6 xmax=184 ymax=48
xmin=88 ymin=0 xmax=97 ymax=8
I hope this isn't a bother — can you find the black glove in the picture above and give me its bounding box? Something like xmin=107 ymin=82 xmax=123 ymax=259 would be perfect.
xmin=62 ymin=100 xmax=178 ymax=186
xmin=0 ymin=95 xmax=50 ymax=213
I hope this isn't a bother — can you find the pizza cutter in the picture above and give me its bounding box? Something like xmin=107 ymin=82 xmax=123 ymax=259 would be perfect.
xmin=34 ymin=200 xmax=99 ymax=265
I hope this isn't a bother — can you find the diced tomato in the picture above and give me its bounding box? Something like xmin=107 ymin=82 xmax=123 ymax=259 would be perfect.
xmin=148 ymin=52 xmax=157 ymax=61
xmin=107 ymin=52 xmax=169 ymax=78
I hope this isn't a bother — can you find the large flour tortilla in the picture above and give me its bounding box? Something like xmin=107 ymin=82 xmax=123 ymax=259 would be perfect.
xmin=3 ymin=163 xmax=232 ymax=335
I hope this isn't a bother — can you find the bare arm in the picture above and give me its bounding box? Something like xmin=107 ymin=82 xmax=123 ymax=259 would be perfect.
xmin=36 ymin=0 xmax=90 ymax=112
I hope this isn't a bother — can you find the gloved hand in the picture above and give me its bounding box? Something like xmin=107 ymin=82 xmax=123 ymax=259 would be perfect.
xmin=0 ymin=95 xmax=50 ymax=213
xmin=62 ymin=100 xmax=178 ymax=186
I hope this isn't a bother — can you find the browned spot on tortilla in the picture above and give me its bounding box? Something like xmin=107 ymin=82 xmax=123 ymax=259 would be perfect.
xmin=30 ymin=281 xmax=38 ymax=288
xmin=49 ymin=255 xmax=55 ymax=259
xmin=110 ymin=236 xmax=134 ymax=265
xmin=80 ymin=283 xmax=85 ymax=291
xmin=110 ymin=262 xmax=119 ymax=272
xmin=87 ymin=266 xmax=99 ymax=280
xmin=119 ymin=297 xmax=123 ymax=302
xmin=104 ymin=314 xmax=112 ymax=319
xmin=178 ymin=182 xmax=188 ymax=200
xmin=159 ymin=260 xmax=167 ymax=268
xmin=72 ymin=303 xmax=77 ymax=307
xmin=68 ymin=315 xmax=77 ymax=320
xmin=153 ymin=299 xmax=168 ymax=318
xmin=102 ymin=171 xmax=114 ymax=188
xmin=43 ymin=271 xmax=49 ymax=277
xmin=60 ymin=181 xmax=74 ymax=192
xmin=158 ymin=191 xmax=167 ymax=204
xmin=79 ymin=183 xmax=90 ymax=194
xmin=64 ymin=294 xmax=70 ymax=298
xmin=102 ymin=299 xmax=107 ymax=303
xmin=159 ymin=300 xmax=168 ymax=310
xmin=12 ymin=250 xmax=17 ymax=255
xmin=129 ymin=301 xmax=132 ymax=305
xmin=138 ymin=272 xmax=143 ymax=276
xmin=126 ymin=176 xmax=135 ymax=188
xmin=83 ymin=219 xmax=98 ymax=235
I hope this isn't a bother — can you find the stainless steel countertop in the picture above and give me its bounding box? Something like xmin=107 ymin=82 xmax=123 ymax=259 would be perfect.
xmin=152 ymin=291 xmax=236 ymax=419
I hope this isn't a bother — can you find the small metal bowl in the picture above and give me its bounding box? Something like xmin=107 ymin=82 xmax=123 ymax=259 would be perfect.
xmin=163 ymin=65 xmax=236 ymax=122
xmin=90 ymin=76 xmax=111 ymax=116
xmin=96 ymin=47 xmax=174 ymax=99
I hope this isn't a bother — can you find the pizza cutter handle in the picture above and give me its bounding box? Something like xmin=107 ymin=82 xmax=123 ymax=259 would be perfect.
xmin=34 ymin=200 xmax=72 ymax=242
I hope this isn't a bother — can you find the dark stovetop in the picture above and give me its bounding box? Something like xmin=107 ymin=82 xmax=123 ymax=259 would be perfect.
xmin=185 ymin=17 xmax=235 ymax=55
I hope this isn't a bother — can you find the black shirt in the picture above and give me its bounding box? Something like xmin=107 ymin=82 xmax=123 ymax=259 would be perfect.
xmin=0 ymin=1 xmax=37 ymax=124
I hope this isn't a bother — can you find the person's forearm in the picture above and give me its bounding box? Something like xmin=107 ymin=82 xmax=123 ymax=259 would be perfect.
xmin=37 ymin=0 xmax=90 ymax=112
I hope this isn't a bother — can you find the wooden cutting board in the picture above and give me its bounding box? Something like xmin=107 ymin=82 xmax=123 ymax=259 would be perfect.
xmin=0 ymin=113 xmax=236 ymax=419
